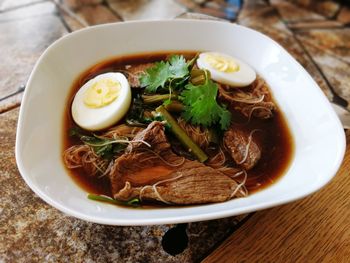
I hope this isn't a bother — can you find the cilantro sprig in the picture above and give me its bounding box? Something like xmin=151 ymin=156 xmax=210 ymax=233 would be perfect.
xmin=180 ymin=71 xmax=232 ymax=130
xmin=139 ymin=55 xmax=232 ymax=130
xmin=139 ymin=55 xmax=189 ymax=93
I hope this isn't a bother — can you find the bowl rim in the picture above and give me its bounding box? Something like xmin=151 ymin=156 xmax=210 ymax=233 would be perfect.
xmin=15 ymin=19 xmax=346 ymax=225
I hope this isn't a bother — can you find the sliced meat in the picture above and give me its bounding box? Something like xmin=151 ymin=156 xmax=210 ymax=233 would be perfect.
xmin=124 ymin=63 xmax=154 ymax=88
xmin=109 ymin=121 xmax=174 ymax=193
xmin=109 ymin=121 xmax=245 ymax=204
xmin=218 ymin=77 xmax=276 ymax=119
xmin=117 ymin=163 xmax=243 ymax=205
xmin=224 ymin=127 xmax=261 ymax=170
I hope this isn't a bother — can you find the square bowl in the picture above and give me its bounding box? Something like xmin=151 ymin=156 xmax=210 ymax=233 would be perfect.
xmin=16 ymin=20 xmax=346 ymax=225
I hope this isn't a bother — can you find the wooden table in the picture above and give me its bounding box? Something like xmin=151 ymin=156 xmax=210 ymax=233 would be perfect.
xmin=1 ymin=1 xmax=349 ymax=262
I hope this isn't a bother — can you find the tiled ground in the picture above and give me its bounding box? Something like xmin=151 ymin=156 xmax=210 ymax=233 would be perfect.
xmin=1 ymin=0 xmax=349 ymax=262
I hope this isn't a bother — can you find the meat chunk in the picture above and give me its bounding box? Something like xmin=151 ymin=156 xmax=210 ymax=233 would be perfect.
xmin=110 ymin=122 xmax=176 ymax=190
xmin=109 ymin=122 xmax=245 ymax=204
xmin=224 ymin=127 xmax=261 ymax=170
xmin=116 ymin=161 xmax=244 ymax=204
xmin=218 ymin=77 xmax=276 ymax=119
xmin=124 ymin=63 xmax=154 ymax=88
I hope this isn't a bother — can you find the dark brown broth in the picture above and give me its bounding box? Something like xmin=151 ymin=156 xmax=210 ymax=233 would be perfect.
xmin=63 ymin=51 xmax=294 ymax=198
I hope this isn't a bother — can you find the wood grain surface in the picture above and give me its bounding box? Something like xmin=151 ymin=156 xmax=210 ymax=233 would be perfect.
xmin=203 ymin=132 xmax=350 ymax=263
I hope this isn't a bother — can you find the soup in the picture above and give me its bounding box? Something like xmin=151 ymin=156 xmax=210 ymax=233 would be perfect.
xmin=63 ymin=51 xmax=294 ymax=207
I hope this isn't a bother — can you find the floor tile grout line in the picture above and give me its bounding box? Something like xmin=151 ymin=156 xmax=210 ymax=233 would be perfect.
xmin=51 ymin=0 xmax=89 ymax=28
xmin=55 ymin=9 xmax=73 ymax=33
xmin=103 ymin=0 xmax=124 ymax=22
xmin=292 ymin=34 xmax=348 ymax=106
xmin=268 ymin=1 xmax=350 ymax=67
xmin=291 ymin=33 xmax=350 ymax=67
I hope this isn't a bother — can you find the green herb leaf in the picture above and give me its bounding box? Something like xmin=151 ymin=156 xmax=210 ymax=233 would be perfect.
xmin=80 ymin=135 xmax=127 ymax=160
xmin=219 ymin=107 xmax=232 ymax=130
xmin=169 ymin=55 xmax=189 ymax=79
xmin=68 ymin=126 xmax=86 ymax=138
xmin=180 ymin=79 xmax=232 ymax=130
xmin=139 ymin=55 xmax=190 ymax=93
xmin=125 ymin=94 xmax=150 ymax=127
xmin=139 ymin=61 xmax=171 ymax=93
xmin=87 ymin=194 xmax=141 ymax=207
xmin=163 ymin=98 xmax=172 ymax=106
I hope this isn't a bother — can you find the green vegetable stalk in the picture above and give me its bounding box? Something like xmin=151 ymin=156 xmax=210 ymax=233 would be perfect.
xmin=190 ymin=69 xmax=209 ymax=85
xmin=164 ymin=100 xmax=185 ymax=113
xmin=156 ymin=106 xmax=208 ymax=163
xmin=142 ymin=94 xmax=177 ymax=104
xmin=87 ymin=194 xmax=140 ymax=207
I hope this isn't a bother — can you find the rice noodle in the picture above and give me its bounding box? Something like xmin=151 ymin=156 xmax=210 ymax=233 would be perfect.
xmin=98 ymin=160 xmax=114 ymax=178
xmin=63 ymin=136 xmax=150 ymax=177
xmin=218 ymin=77 xmax=275 ymax=124
xmin=217 ymin=167 xmax=245 ymax=179
xmin=103 ymin=124 xmax=143 ymax=139
xmin=232 ymin=94 xmax=265 ymax=104
xmin=63 ymin=145 xmax=91 ymax=169
xmin=230 ymin=170 xmax=245 ymax=178
xmin=63 ymin=136 xmax=151 ymax=177
xmin=138 ymin=185 xmax=151 ymax=203
xmin=242 ymin=105 xmax=273 ymax=120
xmin=230 ymin=170 xmax=248 ymax=198
xmin=219 ymin=87 xmax=265 ymax=104
xmin=63 ymin=144 xmax=111 ymax=176
xmin=207 ymin=147 xmax=226 ymax=168
xmin=252 ymin=77 xmax=265 ymax=92
xmin=178 ymin=118 xmax=210 ymax=149
xmin=84 ymin=138 xmax=151 ymax=148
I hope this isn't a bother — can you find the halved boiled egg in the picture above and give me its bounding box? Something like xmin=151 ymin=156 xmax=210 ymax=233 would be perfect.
xmin=71 ymin=72 xmax=131 ymax=131
xmin=197 ymin=52 xmax=256 ymax=87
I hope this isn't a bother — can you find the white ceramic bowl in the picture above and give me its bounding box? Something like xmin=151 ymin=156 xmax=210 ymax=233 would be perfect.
xmin=16 ymin=20 xmax=346 ymax=225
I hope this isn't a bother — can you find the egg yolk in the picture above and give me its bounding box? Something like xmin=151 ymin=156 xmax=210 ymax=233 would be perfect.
xmin=205 ymin=54 xmax=239 ymax=73
xmin=84 ymin=78 xmax=121 ymax=108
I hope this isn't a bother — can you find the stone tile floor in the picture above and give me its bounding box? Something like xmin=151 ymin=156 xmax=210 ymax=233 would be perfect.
xmin=1 ymin=0 xmax=349 ymax=262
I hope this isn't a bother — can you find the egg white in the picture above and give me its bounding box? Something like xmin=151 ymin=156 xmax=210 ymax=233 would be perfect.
xmin=71 ymin=72 xmax=131 ymax=131
xmin=197 ymin=52 xmax=256 ymax=87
